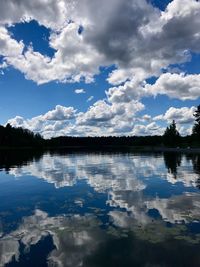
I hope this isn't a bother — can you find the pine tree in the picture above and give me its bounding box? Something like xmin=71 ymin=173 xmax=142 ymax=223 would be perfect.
xmin=163 ymin=120 xmax=180 ymax=147
xmin=192 ymin=105 xmax=200 ymax=137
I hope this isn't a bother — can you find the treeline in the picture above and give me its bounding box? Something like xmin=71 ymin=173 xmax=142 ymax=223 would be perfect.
xmin=43 ymin=104 xmax=200 ymax=148
xmin=46 ymin=135 xmax=199 ymax=148
xmin=46 ymin=135 xmax=163 ymax=147
xmin=0 ymin=123 xmax=43 ymax=147
xmin=162 ymin=104 xmax=200 ymax=147
xmin=0 ymin=125 xmax=198 ymax=149
xmin=0 ymin=105 xmax=199 ymax=149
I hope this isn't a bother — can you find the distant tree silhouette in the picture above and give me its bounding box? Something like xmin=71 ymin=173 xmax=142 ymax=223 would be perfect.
xmin=192 ymin=105 xmax=200 ymax=137
xmin=1 ymin=116 xmax=200 ymax=149
xmin=0 ymin=124 xmax=44 ymax=147
xmin=163 ymin=120 xmax=181 ymax=147
xmin=46 ymin=135 xmax=163 ymax=148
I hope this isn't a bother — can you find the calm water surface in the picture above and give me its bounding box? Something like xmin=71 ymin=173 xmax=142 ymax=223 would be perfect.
xmin=0 ymin=151 xmax=200 ymax=267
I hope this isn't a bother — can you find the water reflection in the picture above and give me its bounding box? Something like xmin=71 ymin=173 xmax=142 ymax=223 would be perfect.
xmin=8 ymin=153 xmax=148 ymax=191
xmin=0 ymin=210 xmax=104 ymax=267
xmin=5 ymin=152 xmax=200 ymax=191
xmin=164 ymin=152 xmax=182 ymax=179
xmin=0 ymin=150 xmax=43 ymax=172
xmin=1 ymin=207 xmax=200 ymax=267
xmin=0 ymin=151 xmax=200 ymax=266
xmin=188 ymin=154 xmax=200 ymax=189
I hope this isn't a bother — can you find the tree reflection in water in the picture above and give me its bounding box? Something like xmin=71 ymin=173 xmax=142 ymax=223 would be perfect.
xmin=0 ymin=151 xmax=200 ymax=266
xmin=163 ymin=152 xmax=182 ymax=179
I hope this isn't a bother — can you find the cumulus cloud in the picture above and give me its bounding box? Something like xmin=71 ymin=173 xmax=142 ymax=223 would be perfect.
xmin=3 ymin=22 xmax=104 ymax=84
xmin=76 ymin=99 xmax=144 ymax=134
xmin=0 ymin=0 xmax=67 ymax=29
xmin=106 ymin=79 xmax=149 ymax=104
xmin=77 ymin=100 xmax=115 ymax=126
xmin=0 ymin=26 xmax=24 ymax=57
xmin=43 ymin=105 xmax=76 ymax=120
xmin=152 ymin=106 xmax=196 ymax=135
xmin=7 ymin=99 xmax=145 ymax=138
xmin=145 ymin=73 xmax=200 ymax=100
xmin=132 ymin=122 xmax=165 ymax=136
xmin=0 ymin=0 xmax=200 ymax=87
xmin=141 ymin=114 xmax=151 ymax=122
xmin=2 ymin=0 xmax=200 ymax=136
xmin=154 ymin=106 xmax=196 ymax=124
xmin=7 ymin=105 xmax=77 ymax=138
xmin=7 ymin=101 xmax=195 ymax=137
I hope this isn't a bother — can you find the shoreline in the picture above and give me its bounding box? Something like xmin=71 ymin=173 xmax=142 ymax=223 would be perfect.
xmin=0 ymin=145 xmax=200 ymax=153
xmin=134 ymin=146 xmax=200 ymax=153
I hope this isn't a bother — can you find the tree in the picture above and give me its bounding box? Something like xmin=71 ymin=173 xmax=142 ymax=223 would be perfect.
xmin=163 ymin=120 xmax=180 ymax=147
xmin=0 ymin=124 xmax=44 ymax=147
xmin=192 ymin=105 xmax=200 ymax=137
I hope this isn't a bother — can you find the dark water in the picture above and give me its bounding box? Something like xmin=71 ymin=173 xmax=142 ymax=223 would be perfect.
xmin=0 ymin=151 xmax=200 ymax=267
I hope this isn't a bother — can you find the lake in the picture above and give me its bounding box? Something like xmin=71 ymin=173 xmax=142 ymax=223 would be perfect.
xmin=0 ymin=150 xmax=200 ymax=267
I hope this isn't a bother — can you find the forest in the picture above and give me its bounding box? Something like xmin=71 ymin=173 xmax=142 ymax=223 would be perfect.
xmin=0 ymin=105 xmax=199 ymax=149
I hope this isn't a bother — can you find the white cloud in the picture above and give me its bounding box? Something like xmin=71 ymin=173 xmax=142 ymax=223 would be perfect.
xmin=76 ymin=99 xmax=144 ymax=135
xmin=7 ymin=99 xmax=145 ymax=138
xmin=77 ymin=100 xmax=115 ymax=126
xmin=87 ymin=96 xmax=94 ymax=102
xmin=154 ymin=106 xmax=196 ymax=124
xmin=75 ymin=89 xmax=86 ymax=94
xmin=0 ymin=0 xmax=67 ymax=30
xmin=106 ymin=79 xmax=148 ymax=104
xmin=0 ymin=27 xmax=24 ymax=57
xmin=7 ymin=101 xmax=196 ymax=137
xmin=107 ymin=69 xmax=132 ymax=85
xmin=3 ymin=22 xmax=105 ymax=84
xmin=43 ymin=105 xmax=76 ymax=121
xmin=2 ymin=0 xmax=200 ymax=136
xmin=145 ymin=73 xmax=200 ymax=100
xmin=152 ymin=106 xmax=196 ymax=135
xmin=0 ymin=0 xmax=200 ymax=87
xmin=141 ymin=114 xmax=151 ymax=122
xmin=7 ymin=105 xmax=77 ymax=137
xmin=132 ymin=122 xmax=165 ymax=136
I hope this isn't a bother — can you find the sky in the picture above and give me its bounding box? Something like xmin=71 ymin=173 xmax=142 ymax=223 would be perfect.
xmin=0 ymin=0 xmax=200 ymax=138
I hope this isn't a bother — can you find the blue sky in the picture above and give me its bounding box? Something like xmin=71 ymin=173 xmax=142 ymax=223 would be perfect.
xmin=0 ymin=0 xmax=200 ymax=137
